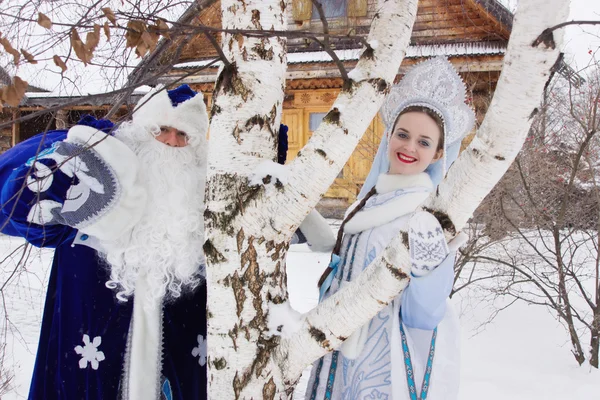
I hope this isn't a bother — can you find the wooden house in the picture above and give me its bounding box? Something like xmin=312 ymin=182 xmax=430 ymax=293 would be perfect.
xmin=154 ymin=0 xmax=514 ymax=211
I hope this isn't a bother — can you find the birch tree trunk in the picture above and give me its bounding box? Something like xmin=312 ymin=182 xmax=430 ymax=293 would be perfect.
xmin=205 ymin=0 xmax=570 ymax=398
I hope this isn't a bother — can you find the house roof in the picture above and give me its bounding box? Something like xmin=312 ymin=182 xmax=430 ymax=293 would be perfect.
xmin=150 ymin=0 xmax=514 ymax=70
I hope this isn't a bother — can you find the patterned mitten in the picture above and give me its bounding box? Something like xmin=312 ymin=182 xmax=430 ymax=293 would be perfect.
xmin=408 ymin=211 xmax=449 ymax=278
xmin=25 ymin=126 xmax=145 ymax=240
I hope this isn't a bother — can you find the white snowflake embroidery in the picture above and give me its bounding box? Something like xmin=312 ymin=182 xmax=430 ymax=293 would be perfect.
xmin=191 ymin=334 xmax=207 ymax=366
xmin=74 ymin=334 xmax=105 ymax=370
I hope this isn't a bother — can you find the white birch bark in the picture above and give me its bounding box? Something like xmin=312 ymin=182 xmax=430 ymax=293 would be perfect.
xmin=206 ymin=0 xmax=419 ymax=397
xmin=205 ymin=0 xmax=569 ymax=398
xmin=425 ymin=0 xmax=572 ymax=229
xmin=205 ymin=1 xmax=288 ymax=398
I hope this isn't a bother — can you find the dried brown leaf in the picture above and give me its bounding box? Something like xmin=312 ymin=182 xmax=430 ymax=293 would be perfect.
xmin=37 ymin=12 xmax=53 ymax=29
xmin=53 ymin=55 xmax=67 ymax=73
xmin=125 ymin=20 xmax=145 ymax=49
xmin=141 ymin=31 xmax=158 ymax=52
xmin=103 ymin=22 xmax=111 ymax=41
xmin=135 ymin=41 xmax=149 ymax=58
xmin=0 ymin=37 xmax=20 ymax=65
xmin=70 ymin=28 xmax=92 ymax=65
xmin=85 ymin=24 xmax=101 ymax=53
xmin=2 ymin=76 xmax=28 ymax=107
xmin=102 ymin=7 xmax=117 ymax=26
xmin=21 ymin=49 xmax=37 ymax=64
xmin=156 ymin=18 xmax=170 ymax=39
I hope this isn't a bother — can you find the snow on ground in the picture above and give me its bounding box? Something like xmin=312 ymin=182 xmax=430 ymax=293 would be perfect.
xmin=1 ymin=232 xmax=599 ymax=399
xmin=0 ymin=236 xmax=53 ymax=400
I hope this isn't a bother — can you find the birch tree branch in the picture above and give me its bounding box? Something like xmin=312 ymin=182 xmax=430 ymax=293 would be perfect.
xmin=426 ymin=0 xmax=571 ymax=232
xmin=269 ymin=0 xmax=419 ymax=231
xmin=275 ymin=234 xmax=411 ymax=383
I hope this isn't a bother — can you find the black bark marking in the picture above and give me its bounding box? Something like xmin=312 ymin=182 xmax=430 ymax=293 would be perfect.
xmin=323 ymin=107 xmax=341 ymax=126
xmin=401 ymin=231 xmax=409 ymax=247
xmin=214 ymin=62 xmax=251 ymax=102
xmin=529 ymin=107 xmax=539 ymax=119
xmin=422 ymin=207 xmax=456 ymax=235
xmin=228 ymin=324 xmax=239 ymax=351
xmin=385 ymin=259 xmax=409 ymax=281
xmin=316 ymin=149 xmax=327 ymax=158
xmin=368 ymin=78 xmax=389 ymax=94
xmin=265 ymin=240 xmax=275 ymax=253
xmin=251 ymin=9 xmax=262 ymax=30
xmin=360 ymin=46 xmax=375 ymax=60
xmin=213 ymin=357 xmax=227 ymax=370
xmin=205 ymin=174 xmax=263 ymax=235
xmin=252 ymin=38 xmax=274 ymax=60
xmin=210 ymin=102 xmax=222 ymax=118
xmin=237 ymin=228 xmax=245 ymax=253
xmin=232 ymin=336 xmax=280 ymax=399
xmin=269 ymin=104 xmax=278 ymax=125
xmin=309 ymin=326 xmax=326 ymax=342
xmin=495 ymin=155 xmax=506 ymax=161
xmin=263 ymin=376 xmax=276 ymax=400
xmin=262 ymin=175 xmax=272 ymax=184
xmin=233 ymin=125 xmax=242 ymax=145
xmin=222 ymin=276 xmax=231 ymax=287
xmin=203 ymin=239 xmax=227 ymax=264
xmin=342 ymin=79 xmax=354 ymax=92
xmin=254 ymin=336 xmax=279 ymax=378
xmin=271 ymin=294 xmax=285 ymax=304
xmin=231 ymin=271 xmax=246 ymax=318
xmin=240 ymin=237 xmax=268 ymax=331
xmin=245 ymin=114 xmax=276 ymax=139
xmin=532 ymin=28 xmax=556 ymax=49
xmin=471 ymin=148 xmax=483 ymax=161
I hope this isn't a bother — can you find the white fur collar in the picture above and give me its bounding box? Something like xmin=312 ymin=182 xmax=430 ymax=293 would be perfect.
xmin=375 ymin=172 xmax=433 ymax=194
xmin=344 ymin=173 xmax=433 ymax=234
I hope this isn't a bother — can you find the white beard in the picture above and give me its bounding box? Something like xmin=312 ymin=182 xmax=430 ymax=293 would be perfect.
xmin=100 ymin=121 xmax=207 ymax=305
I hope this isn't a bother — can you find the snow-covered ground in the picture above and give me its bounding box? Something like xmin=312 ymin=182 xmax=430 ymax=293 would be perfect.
xmin=1 ymin=234 xmax=599 ymax=399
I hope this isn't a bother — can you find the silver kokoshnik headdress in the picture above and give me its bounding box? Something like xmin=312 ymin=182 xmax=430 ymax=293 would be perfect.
xmin=358 ymin=56 xmax=476 ymax=198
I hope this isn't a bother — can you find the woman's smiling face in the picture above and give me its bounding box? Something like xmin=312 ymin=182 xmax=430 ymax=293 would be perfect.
xmin=387 ymin=111 xmax=443 ymax=175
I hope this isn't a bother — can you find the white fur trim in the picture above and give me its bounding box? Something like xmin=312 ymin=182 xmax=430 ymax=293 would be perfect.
xmin=344 ymin=191 xmax=430 ymax=234
xmin=340 ymin=322 xmax=370 ymax=359
xmin=126 ymin=275 xmax=163 ymax=400
xmin=343 ymin=173 xmax=432 ymax=234
xmin=65 ymin=125 xmax=147 ymax=240
xmin=375 ymin=172 xmax=433 ymax=194
xmin=298 ymin=209 xmax=336 ymax=252
xmin=72 ymin=231 xmax=106 ymax=253
xmin=132 ymin=86 xmax=208 ymax=142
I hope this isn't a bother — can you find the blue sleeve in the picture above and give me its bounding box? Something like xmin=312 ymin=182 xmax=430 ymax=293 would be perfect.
xmin=400 ymin=252 xmax=455 ymax=330
xmin=1 ymin=148 xmax=76 ymax=248
xmin=0 ymin=116 xmax=114 ymax=248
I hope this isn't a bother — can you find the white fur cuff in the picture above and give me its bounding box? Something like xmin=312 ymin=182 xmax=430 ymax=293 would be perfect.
xmin=65 ymin=125 xmax=147 ymax=240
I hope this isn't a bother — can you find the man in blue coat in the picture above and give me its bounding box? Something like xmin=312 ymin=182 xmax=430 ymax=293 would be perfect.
xmin=1 ymin=84 xmax=209 ymax=400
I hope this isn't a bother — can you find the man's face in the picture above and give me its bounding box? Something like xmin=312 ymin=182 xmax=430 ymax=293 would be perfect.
xmin=156 ymin=126 xmax=189 ymax=147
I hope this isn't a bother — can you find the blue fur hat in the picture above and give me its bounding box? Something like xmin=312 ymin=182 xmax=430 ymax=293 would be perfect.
xmin=132 ymin=84 xmax=208 ymax=144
